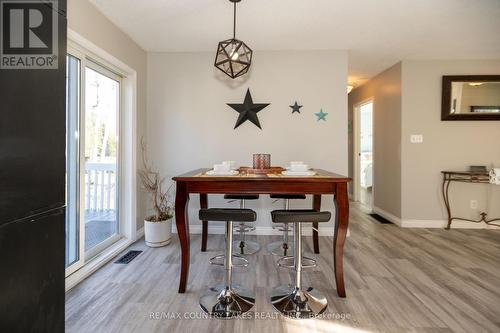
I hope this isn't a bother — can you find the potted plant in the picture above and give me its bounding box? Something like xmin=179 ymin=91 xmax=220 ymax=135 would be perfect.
xmin=139 ymin=139 xmax=174 ymax=247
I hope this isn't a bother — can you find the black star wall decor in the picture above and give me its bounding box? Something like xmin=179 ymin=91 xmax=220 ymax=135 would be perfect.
xmin=227 ymin=88 xmax=270 ymax=129
xmin=290 ymin=101 xmax=302 ymax=114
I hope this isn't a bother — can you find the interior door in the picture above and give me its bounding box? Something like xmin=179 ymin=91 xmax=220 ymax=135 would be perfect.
xmin=353 ymin=99 xmax=374 ymax=207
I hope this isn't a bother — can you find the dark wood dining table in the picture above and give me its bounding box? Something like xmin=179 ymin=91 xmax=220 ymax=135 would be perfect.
xmin=172 ymin=168 xmax=351 ymax=297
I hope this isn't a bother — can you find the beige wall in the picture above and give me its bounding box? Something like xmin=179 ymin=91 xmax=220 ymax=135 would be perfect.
xmin=401 ymin=60 xmax=500 ymax=222
xmin=147 ymin=51 xmax=348 ymax=232
xmin=68 ymin=2 xmax=500 ymax=228
xmin=348 ymin=63 xmax=402 ymax=218
xmin=67 ymin=0 xmax=147 ymax=230
xmin=349 ymin=59 xmax=500 ymax=225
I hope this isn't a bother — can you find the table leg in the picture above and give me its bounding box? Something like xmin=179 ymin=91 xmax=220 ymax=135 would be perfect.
xmin=312 ymin=194 xmax=321 ymax=254
xmin=175 ymin=182 xmax=190 ymax=293
xmin=333 ymin=182 xmax=349 ymax=298
xmin=442 ymin=175 xmax=452 ymax=230
xmin=200 ymin=193 xmax=208 ymax=252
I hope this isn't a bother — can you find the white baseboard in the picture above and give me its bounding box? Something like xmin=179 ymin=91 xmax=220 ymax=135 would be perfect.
xmin=402 ymin=219 xmax=499 ymax=229
xmin=372 ymin=206 xmax=402 ymax=226
xmin=401 ymin=219 xmax=446 ymax=228
xmin=136 ymin=227 xmax=144 ymax=240
xmin=373 ymin=206 xmax=498 ymax=229
xmin=172 ymin=224 xmax=338 ymax=237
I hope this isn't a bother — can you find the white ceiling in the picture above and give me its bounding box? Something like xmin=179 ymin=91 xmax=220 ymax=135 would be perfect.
xmin=90 ymin=0 xmax=500 ymax=86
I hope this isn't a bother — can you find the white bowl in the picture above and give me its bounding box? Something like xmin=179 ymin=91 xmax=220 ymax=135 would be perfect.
xmin=290 ymin=164 xmax=309 ymax=172
xmin=222 ymin=161 xmax=237 ymax=170
xmin=213 ymin=164 xmax=230 ymax=173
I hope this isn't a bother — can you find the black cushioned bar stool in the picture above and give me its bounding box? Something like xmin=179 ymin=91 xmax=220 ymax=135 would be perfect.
xmin=269 ymin=209 xmax=331 ymax=319
xmin=199 ymin=208 xmax=257 ymax=319
xmin=268 ymin=194 xmax=306 ymax=256
xmin=224 ymin=194 xmax=260 ymax=255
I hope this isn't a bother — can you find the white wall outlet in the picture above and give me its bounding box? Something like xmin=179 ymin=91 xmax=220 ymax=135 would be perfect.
xmin=410 ymin=134 xmax=424 ymax=143
xmin=470 ymin=200 xmax=478 ymax=209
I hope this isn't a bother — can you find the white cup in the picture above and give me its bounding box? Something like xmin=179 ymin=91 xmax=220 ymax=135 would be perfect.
xmin=222 ymin=161 xmax=236 ymax=170
xmin=213 ymin=164 xmax=230 ymax=173
xmin=291 ymin=164 xmax=309 ymax=172
xmin=290 ymin=161 xmax=304 ymax=166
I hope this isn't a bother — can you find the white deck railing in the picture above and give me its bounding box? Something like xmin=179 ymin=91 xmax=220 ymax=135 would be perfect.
xmin=85 ymin=162 xmax=117 ymax=212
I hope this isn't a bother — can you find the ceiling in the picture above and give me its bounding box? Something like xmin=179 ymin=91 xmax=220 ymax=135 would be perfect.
xmin=90 ymin=0 xmax=500 ymax=86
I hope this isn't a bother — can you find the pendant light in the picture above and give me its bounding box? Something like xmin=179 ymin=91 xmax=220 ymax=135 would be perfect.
xmin=214 ymin=0 xmax=252 ymax=79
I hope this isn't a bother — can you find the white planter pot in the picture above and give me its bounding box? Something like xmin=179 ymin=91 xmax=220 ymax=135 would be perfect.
xmin=144 ymin=219 xmax=172 ymax=247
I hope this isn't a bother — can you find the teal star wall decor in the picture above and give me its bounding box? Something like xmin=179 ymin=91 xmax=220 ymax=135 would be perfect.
xmin=315 ymin=109 xmax=328 ymax=121
xmin=289 ymin=101 xmax=302 ymax=114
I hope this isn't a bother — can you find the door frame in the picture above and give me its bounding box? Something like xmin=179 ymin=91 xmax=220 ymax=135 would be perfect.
xmin=65 ymin=45 xmax=85 ymax=277
xmin=66 ymin=43 xmax=124 ymax=267
xmin=65 ymin=34 xmax=138 ymax=278
xmin=68 ymin=29 xmax=138 ymax=241
xmin=353 ymin=98 xmax=374 ymax=208
xmin=65 ymin=30 xmax=138 ymax=290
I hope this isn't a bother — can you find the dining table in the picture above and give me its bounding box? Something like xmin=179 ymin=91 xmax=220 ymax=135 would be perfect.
xmin=172 ymin=168 xmax=351 ymax=297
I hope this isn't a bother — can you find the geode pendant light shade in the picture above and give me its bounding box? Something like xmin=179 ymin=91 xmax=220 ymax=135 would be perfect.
xmin=215 ymin=38 xmax=253 ymax=79
xmin=214 ymin=0 xmax=252 ymax=79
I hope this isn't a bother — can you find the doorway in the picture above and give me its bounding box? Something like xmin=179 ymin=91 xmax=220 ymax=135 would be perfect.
xmin=353 ymin=99 xmax=373 ymax=209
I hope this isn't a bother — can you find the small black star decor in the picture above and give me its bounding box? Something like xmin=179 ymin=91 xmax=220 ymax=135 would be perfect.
xmin=227 ymin=89 xmax=270 ymax=129
xmin=289 ymin=101 xmax=303 ymax=114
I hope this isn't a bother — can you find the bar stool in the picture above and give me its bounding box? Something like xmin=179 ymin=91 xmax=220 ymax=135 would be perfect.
xmin=269 ymin=209 xmax=331 ymax=319
xmin=224 ymin=194 xmax=260 ymax=255
xmin=199 ymin=208 xmax=257 ymax=318
xmin=267 ymin=194 xmax=306 ymax=256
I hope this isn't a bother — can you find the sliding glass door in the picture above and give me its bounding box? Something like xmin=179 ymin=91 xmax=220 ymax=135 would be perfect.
xmin=65 ymin=46 xmax=122 ymax=275
xmin=83 ymin=62 xmax=121 ymax=257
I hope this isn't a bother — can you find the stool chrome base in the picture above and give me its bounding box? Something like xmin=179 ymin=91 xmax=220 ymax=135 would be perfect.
xmin=267 ymin=241 xmax=294 ymax=256
xmin=270 ymin=284 xmax=328 ymax=319
xmin=200 ymin=284 xmax=255 ymax=319
xmin=232 ymin=240 xmax=260 ymax=255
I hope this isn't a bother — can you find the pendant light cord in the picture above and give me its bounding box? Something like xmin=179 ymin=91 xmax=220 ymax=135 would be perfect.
xmin=233 ymin=1 xmax=237 ymax=39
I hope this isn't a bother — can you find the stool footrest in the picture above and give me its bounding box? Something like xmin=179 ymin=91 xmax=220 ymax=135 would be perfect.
xmin=277 ymin=256 xmax=317 ymax=269
xmin=270 ymin=223 xmax=292 ymax=232
xmin=277 ymin=226 xmax=292 ymax=232
xmin=209 ymin=254 xmax=249 ymax=267
xmin=234 ymin=224 xmax=256 ymax=233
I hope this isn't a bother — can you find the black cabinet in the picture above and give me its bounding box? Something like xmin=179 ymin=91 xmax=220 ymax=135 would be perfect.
xmin=0 ymin=209 xmax=65 ymax=332
xmin=0 ymin=0 xmax=67 ymax=225
xmin=0 ymin=0 xmax=67 ymax=331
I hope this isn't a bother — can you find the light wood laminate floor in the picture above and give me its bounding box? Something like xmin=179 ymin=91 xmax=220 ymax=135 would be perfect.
xmin=66 ymin=203 xmax=500 ymax=333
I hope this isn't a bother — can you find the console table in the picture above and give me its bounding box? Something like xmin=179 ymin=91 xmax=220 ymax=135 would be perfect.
xmin=441 ymin=171 xmax=500 ymax=229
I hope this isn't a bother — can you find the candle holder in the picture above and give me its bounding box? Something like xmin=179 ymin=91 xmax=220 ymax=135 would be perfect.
xmin=253 ymin=154 xmax=271 ymax=169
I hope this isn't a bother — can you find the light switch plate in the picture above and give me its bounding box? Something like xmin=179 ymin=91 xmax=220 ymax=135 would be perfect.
xmin=410 ymin=134 xmax=424 ymax=143
xmin=470 ymin=200 xmax=478 ymax=209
